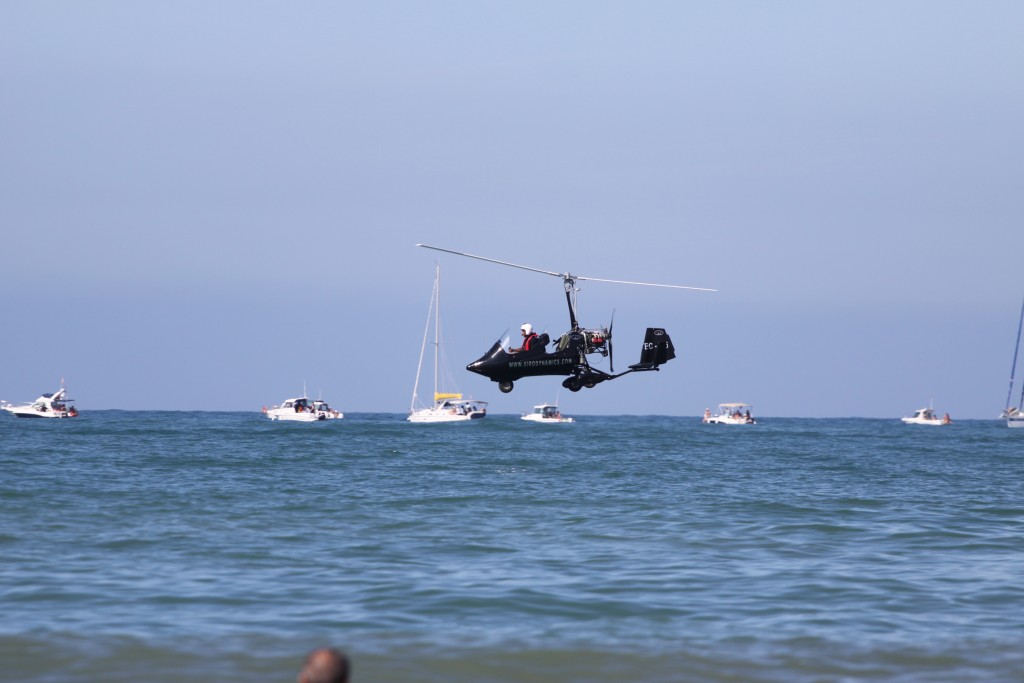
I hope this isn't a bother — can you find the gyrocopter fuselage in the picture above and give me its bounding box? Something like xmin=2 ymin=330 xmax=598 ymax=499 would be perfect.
xmin=417 ymin=244 xmax=715 ymax=393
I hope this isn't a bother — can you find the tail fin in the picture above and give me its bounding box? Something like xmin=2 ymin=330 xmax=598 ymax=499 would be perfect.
xmin=630 ymin=328 xmax=675 ymax=370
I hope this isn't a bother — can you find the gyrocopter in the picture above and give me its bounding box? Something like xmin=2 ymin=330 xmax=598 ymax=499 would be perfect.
xmin=417 ymin=244 xmax=716 ymax=393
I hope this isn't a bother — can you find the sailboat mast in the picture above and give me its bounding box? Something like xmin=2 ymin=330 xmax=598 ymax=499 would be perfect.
xmin=433 ymin=264 xmax=440 ymax=401
xmin=1007 ymin=294 xmax=1024 ymax=411
xmin=1007 ymin=295 xmax=1024 ymax=411
xmin=411 ymin=265 xmax=438 ymax=413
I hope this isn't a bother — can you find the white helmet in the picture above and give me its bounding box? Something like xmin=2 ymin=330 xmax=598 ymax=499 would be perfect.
xmin=521 ymin=323 xmax=533 ymax=334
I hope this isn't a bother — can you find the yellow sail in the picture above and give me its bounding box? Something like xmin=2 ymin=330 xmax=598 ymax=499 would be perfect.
xmin=435 ymin=392 xmax=462 ymax=401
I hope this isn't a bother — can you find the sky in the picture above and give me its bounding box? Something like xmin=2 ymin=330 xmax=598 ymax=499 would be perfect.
xmin=2 ymin=1 xmax=1022 ymax=417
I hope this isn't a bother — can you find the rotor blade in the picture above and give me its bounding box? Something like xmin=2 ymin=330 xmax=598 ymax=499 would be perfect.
xmin=575 ymin=275 xmax=717 ymax=292
xmin=417 ymin=244 xmax=564 ymax=279
xmin=417 ymin=243 xmax=717 ymax=291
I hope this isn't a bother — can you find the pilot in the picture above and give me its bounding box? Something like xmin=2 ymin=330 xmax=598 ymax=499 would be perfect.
xmin=509 ymin=323 xmax=540 ymax=353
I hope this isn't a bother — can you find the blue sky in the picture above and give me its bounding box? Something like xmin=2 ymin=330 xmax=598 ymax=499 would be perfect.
xmin=2 ymin=2 xmax=1021 ymax=417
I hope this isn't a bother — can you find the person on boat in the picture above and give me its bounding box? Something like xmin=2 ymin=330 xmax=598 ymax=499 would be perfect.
xmin=943 ymin=413 xmax=952 ymax=424
xmin=509 ymin=323 xmax=540 ymax=353
xmin=703 ymin=408 xmax=711 ymax=422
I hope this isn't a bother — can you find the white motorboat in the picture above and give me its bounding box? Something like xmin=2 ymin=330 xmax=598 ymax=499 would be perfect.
xmin=901 ymin=406 xmax=951 ymax=426
xmin=408 ymin=264 xmax=487 ymax=423
xmin=521 ymin=403 xmax=574 ymax=424
xmin=702 ymin=403 xmax=756 ymax=425
xmin=1002 ymin=296 xmax=1024 ymax=427
xmin=263 ymin=395 xmax=343 ymax=422
xmin=1 ymin=382 xmax=78 ymax=418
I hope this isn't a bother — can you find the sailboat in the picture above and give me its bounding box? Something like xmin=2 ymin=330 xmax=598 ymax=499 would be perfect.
xmin=408 ymin=264 xmax=487 ymax=423
xmin=1002 ymin=296 xmax=1024 ymax=428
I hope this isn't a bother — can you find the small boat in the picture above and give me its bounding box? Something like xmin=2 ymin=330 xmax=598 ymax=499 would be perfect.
xmin=1002 ymin=296 xmax=1024 ymax=427
xmin=521 ymin=403 xmax=574 ymax=424
xmin=408 ymin=264 xmax=487 ymax=423
xmin=1 ymin=381 xmax=78 ymax=418
xmin=702 ymin=403 xmax=756 ymax=425
xmin=901 ymin=406 xmax=951 ymax=426
xmin=263 ymin=395 xmax=343 ymax=422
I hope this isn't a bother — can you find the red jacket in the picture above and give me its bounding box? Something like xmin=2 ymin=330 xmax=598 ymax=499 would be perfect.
xmin=512 ymin=332 xmax=539 ymax=353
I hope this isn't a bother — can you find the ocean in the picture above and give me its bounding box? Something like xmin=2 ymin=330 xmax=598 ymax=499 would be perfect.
xmin=1 ymin=412 xmax=1022 ymax=682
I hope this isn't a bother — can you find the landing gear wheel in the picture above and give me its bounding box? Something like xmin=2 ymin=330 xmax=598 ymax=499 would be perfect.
xmin=584 ymin=379 xmax=597 ymax=389
xmin=567 ymin=378 xmax=582 ymax=392
xmin=498 ymin=381 xmax=514 ymax=393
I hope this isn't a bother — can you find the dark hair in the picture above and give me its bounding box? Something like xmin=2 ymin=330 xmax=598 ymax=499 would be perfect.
xmin=298 ymin=648 xmax=350 ymax=683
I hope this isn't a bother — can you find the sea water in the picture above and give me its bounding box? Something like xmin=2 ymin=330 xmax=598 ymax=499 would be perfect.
xmin=1 ymin=412 xmax=1022 ymax=682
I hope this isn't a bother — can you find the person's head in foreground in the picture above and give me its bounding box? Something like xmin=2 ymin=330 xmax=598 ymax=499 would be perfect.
xmin=298 ymin=647 xmax=350 ymax=683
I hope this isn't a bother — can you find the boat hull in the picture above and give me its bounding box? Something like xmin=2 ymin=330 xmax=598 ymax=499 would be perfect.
xmin=265 ymin=409 xmax=341 ymax=422
xmin=521 ymin=414 xmax=574 ymax=424
xmin=3 ymin=407 xmax=76 ymax=418
xmin=703 ymin=416 xmax=756 ymax=425
xmin=408 ymin=410 xmax=485 ymax=423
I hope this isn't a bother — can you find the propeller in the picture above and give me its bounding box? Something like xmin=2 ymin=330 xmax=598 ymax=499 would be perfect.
xmin=608 ymin=310 xmax=615 ymax=373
